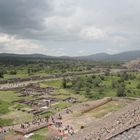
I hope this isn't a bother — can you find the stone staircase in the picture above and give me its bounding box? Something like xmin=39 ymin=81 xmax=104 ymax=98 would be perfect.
xmin=68 ymin=99 xmax=140 ymax=140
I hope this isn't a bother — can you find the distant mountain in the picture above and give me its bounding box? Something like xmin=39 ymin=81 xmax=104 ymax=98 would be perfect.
xmin=77 ymin=53 xmax=110 ymax=61
xmin=0 ymin=50 xmax=140 ymax=62
xmin=0 ymin=53 xmax=52 ymax=58
xmin=77 ymin=50 xmax=140 ymax=61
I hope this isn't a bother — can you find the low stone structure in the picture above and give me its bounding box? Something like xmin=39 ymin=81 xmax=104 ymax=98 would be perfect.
xmin=14 ymin=118 xmax=49 ymax=135
xmin=19 ymin=84 xmax=55 ymax=97
xmin=63 ymin=97 xmax=77 ymax=103
xmin=0 ymin=71 xmax=94 ymax=90
xmin=53 ymin=97 xmax=112 ymax=118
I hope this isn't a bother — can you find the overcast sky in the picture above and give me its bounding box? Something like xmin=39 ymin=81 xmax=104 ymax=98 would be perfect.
xmin=0 ymin=0 xmax=140 ymax=56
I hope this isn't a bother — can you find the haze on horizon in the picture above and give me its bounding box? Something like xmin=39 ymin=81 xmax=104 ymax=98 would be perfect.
xmin=0 ymin=0 xmax=140 ymax=56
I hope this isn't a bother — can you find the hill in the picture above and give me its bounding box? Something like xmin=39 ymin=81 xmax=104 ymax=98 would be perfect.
xmin=0 ymin=50 xmax=140 ymax=63
xmin=78 ymin=50 xmax=140 ymax=61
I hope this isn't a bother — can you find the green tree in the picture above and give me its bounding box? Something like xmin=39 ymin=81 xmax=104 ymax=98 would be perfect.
xmin=62 ymin=78 xmax=67 ymax=88
xmin=85 ymin=88 xmax=93 ymax=98
xmin=112 ymin=80 xmax=118 ymax=88
xmin=137 ymin=83 xmax=140 ymax=89
xmin=0 ymin=71 xmax=4 ymax=78
xmin=9 ymin=70 xmax=17 ymax=75
xmin=93 ymin=77 xmax=101 ymax=87
xmin=27 ymin=69 xmax=32 ymax=75
xmin=117 ymin=86 xmax=126 ymax=97
xmin=98 ymin=88 xmax=104 ymax=95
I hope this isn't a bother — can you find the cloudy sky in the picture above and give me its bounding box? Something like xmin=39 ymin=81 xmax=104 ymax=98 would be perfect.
xmin=0 ymin=0 xmax=140 ymax=56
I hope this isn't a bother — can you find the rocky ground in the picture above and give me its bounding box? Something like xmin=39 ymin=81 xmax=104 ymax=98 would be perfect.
xmin=110 ymin=125 xmax=140 ymax=140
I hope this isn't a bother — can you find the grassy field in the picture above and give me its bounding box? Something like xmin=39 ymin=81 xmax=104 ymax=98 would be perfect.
xmin=0 ymin=90 xmax=34 ymax=126
xmin=90 ymin=100 xmax=127 ymax=118
xmin=72 ymin=100 xmax=128 ymax=120
xmin=0 ymin=90 xmax=20 ymax=103
xmin=1 ymin=111 xmax=33 ymax=125
xmin=28 ymin=127 xmax=49 ymax=140
xmin=39 ymin=79 xmax=63 ymax=88
xmin=1 ymin=71 xmax=140 ymax=128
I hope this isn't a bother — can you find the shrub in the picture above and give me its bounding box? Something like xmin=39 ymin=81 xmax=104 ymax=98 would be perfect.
xmin=0 ymin=118 xmax=13 ymax=126
xmin=117 ymin=86 xmax=126 ymax=97
xmin=0 ymin=71 xmax=4 ymax=78
xmin=0 ymin=100 xmax=10 ymax=114
xmin=9 ymin=70 xmax=17 ymax=75
xmin=137 ymin=83 xmax=140 ymax=89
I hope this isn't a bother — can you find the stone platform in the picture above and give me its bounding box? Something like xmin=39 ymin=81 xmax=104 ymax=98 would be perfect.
xmin=68 ymin=99 xmax=140 ymax=140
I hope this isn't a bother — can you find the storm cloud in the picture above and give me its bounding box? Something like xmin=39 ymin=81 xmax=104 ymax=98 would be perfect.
xmin=0 ymin=0 xmax=140 ymax=56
